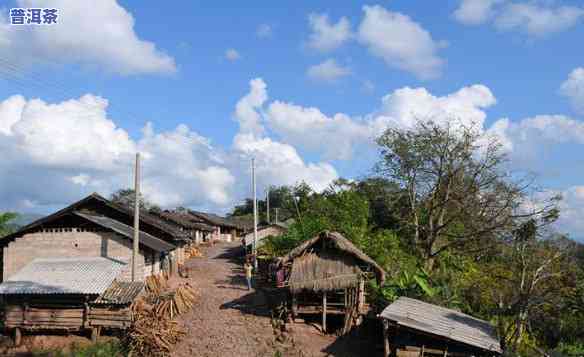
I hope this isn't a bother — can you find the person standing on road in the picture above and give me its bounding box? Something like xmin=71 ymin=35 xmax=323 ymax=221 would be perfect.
xmin=244 ymin=260 xmax=253 ymax=291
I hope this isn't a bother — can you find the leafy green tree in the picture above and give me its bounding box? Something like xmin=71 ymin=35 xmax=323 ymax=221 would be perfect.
xmin=0 ymin=212 xmax=19 ymax=237
xmin=375 ymin=120 xmax=560 ymax=271
xmin=110 ymin=188 xmax=160 ymax=212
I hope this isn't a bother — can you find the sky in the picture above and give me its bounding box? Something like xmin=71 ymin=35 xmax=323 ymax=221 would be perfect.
xmin=1 ymin=0 xmax=584 ymax=239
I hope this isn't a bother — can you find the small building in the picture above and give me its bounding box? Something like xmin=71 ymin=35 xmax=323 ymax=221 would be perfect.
xmin=0 ymin=193 xmax=176 ymax=282
xmin=379 ymin=297 xmax=502 ymax=357
xmin=187 ymin=210 xmax=244 ymax=242
xmin=243 ymin=221 xmax=290 ymax=253
xmin=0 ymin=257 xmax=145 ymax=344
xmin=154 ymin=210 xmax=215 ymax=245
xmin=277 ymin=231 xmax=385 ymax=334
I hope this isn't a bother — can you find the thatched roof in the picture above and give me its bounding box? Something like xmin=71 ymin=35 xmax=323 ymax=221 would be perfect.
xmin=280 ymin=231 xmax=385 ymax=292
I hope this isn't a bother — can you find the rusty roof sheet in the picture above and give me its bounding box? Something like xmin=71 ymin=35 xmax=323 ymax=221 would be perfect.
xmin=380 ymin=297 xmax=502 ymax=354
xmin=0 ymin=257 xmax=125 ymax=295
xmin=93 ymin=281 xmax=145 ymax=305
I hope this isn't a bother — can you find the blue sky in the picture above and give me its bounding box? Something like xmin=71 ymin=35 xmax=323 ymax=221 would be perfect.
xmin=1 ymin=0 xmax=584 ymax=239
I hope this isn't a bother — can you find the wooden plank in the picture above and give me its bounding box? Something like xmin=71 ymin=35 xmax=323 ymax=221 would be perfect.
xmin=322 ymin=292 xmax=327 ymax=333
xmin=89 ymin=319 xmax=129 ymax=328
xmin=6 ymin=311 xmax=83 ymax=319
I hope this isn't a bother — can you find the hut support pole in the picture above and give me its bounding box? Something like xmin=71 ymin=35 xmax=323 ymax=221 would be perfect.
xmin=382 ymin=319 xmax=390 ymax=357
xmin=292 ymin=293 xmax=298 ymax=321
xmin=13 ymin=327 xmax=21 ymax=347
xmin=322 ymin=292 xmax=327 ymax=333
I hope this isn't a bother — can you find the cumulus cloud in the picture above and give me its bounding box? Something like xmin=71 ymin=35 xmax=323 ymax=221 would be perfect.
xmin=0 ymin=94 xmax=234 ymax=211
xmin=232 ymin=79 xmax=339 ymax=191
xmin=306 ymin=59 xmax=351 ymax=83
xmin=357 ymin=5 xmax=446 ymax=80
xmin=307 ymin=13 xmax=352 ymax=52
xmin=264 ymin=84 xmax=496 ymax=160
xmin=560 ymin=67 xmax=584 ymax=115
xmin=0 ymin=0 xmax=176 ymax=75
xmin=453 ymin=0 xmax=503 ymax=25
xmin=453 ymin=0 xmax=584 ymax=37
xmin=225 ymin=48 xmax=241 ymax=61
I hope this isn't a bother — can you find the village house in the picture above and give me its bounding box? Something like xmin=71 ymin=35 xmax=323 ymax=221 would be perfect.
xmin=243 ymin=220 xmax=292 ymax=254
xmin=379 ymin=297 xmax=502 ymax=357
xmin=0 ymin=193 xmax=178 ymax=282
xmin=276 ymin=231 xmax=385 ymax=334
xmin=187 ymin=210 xmax=244 ymax=242
xmin=153 ymin=210 xmax=216 ymax=245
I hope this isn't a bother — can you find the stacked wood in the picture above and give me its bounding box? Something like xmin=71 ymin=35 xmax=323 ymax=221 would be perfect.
xmin=154 ymin=284 xmax=197 ymax=319
xmin=127 ymin=299 xmax=185 ymax=356
xmin=185 ymin=245 xmax=203 ymax=258
xmin=145 ymin=274 xmax=168 ymax=295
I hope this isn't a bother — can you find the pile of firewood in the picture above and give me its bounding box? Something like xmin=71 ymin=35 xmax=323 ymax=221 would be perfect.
xmin=154 ymin=284 xmax=197 ymax=319
xmin=185 ymin=246 xmax=203 ymax=258
xmin=127 ymin=299 xmax=186 ymax=356
xmin=145 ymin=274 xmax=168 ymax=296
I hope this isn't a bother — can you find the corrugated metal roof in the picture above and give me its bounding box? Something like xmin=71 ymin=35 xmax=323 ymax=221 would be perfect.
xmin=74 ymin=211 xmax=175 ymax=252
xmin=93 ymin=281 xmax=145 ymax=305
xmin=0 ymin=257 xmax=125 ymax=295
xmin=380 ymin=297 xmax=502 ymax=354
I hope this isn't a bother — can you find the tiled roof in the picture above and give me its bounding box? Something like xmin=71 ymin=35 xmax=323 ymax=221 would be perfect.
xmin=156 ymin=211 xmax=215 ymax=232
xmin=189 ymin=210 xmax=241 ymax=229
xmin=380 ymin=297 xmax=502 ymax=354
xmin=93 ymin=281 xmax=145 ymax=305
xmin=0 ymin=257 xmax=125 ymax=295
xmin=74 ymin=211 xmax=175 ymax=252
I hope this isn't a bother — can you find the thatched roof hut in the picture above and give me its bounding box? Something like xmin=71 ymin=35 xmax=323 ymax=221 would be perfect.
xmin=280 ymin=231 xmax=385 ymax=293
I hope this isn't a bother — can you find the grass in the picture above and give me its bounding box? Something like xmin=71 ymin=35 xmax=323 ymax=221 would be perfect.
xmin=32 ymin=341 xmax=127 ymax=357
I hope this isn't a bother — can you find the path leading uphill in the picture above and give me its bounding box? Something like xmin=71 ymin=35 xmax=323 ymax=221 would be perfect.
xmin=171 ymin=242 xmax=279 ymax=357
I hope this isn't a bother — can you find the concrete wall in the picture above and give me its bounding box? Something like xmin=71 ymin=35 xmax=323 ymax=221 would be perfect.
xmin=2 ymin=228 xmax=158 ymax=282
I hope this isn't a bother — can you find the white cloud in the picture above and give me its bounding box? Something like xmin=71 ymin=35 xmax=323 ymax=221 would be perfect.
xmin=453 ymin=0 xmax=504 ymax=25
xmin=357 ymin=5 xmax=445 ymax=80
xmin=264 ymin=84 xmax=496 ymax=160
xmin=306 ymin=59 xmax=351 ymax=83
xmin=307 ymin=13 xmax=352 ymax=52
xmin=560 ymin=67 xmax=584 ymax=115
xmin=225 ymin=48 xmax=241 ymax=61
xmin=257 ymin=24 xmax=273 ymax=38
xmin=495 ymin=2 xmax=584 ymax=37
xmin=453 ymin=0 xmax=584 ymax=37
xmin=0 ymin=94 xmax=234 ymax=211
xmin=486 ymin=114 xmax=584 ymax=168
xmin=234 ymin=78 xmax=267 ymax=137
xmin=0 ymin=0 xmax=176 ymax=75
xmin=231 ymin=79 xmax=339 ymax=191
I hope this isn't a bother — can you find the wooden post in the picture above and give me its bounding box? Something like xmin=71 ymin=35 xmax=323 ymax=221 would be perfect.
xmin=132 ymin=152 xmax=140 ymax=282
xmin=91 ymin=326 xmax=101 ymax=343
xmin=292 ymin=293 xmax=298 ymax=321
xmin=13 ymin=327 xmax=21 ymax=347
xmin=382 ymin=319 xmax=390 ymax=357
xmin=322 ymin=292 xmax=327 ymax=333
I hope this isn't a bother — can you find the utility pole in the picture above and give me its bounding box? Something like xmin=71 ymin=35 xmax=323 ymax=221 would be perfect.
xmin=266 ymin=187 xmax=270 ymax=224
xmin=275 ymin=208 xmax=279 ymax=223
xmin=132 ymin=153 xmax=140 ymax=282
xmin=252 ymin=158 xmax=258 ymax=269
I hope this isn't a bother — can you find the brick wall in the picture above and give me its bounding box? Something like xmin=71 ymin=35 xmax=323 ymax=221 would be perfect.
xmin=2 ymin=229 xmax=157 ymax=282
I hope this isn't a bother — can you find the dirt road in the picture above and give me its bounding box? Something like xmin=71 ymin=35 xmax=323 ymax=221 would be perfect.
xmin=171 ymin=243 xmax=277 ymax=357
xmin=171 ymin=242 xmax=380 ymax=357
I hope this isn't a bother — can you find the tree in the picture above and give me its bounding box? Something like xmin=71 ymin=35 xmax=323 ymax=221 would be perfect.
xmin=469 ymin=219 xmax=574 ymax=353
xmin=375 ymin=121 xmax=560 ymax=271
xmin=0 ymin=212 xmax=18 ymax=237
xmin=110 ymin=189 xmax=160 ymax=212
